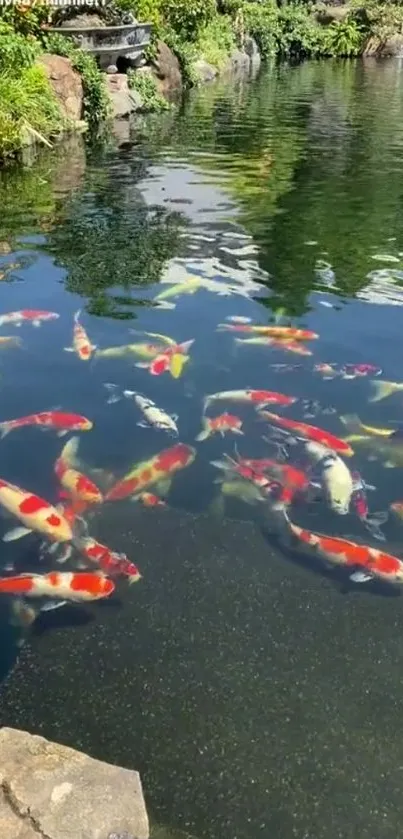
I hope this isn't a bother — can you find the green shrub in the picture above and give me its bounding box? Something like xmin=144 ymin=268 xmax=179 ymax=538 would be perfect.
xmin=128 ymin=69 xmax=170 ymax=110
xmin=0 ymin=7 xmax=49 ymax=37
xmin=0 ymin=64 xmax=64 ymax=159
xmin=195 ymin=14 xmax=236 ymax=68
xmin=277 ymin=3 xmax=326 ymax=58
xmin=42 ymin=33 xmax=109 ymax=127
xmin=163 ymin=0 xmax=217 ymax=41
xmin=160 ymin=25 xmax=199 ymax=86
xmin=242 ymin=1 xmax=280 ymax=57
xmin=323 ymin=18 xmax=365 ymax=56
xmin=350 ymin=1 xmax=403 ymax=42
xmin=0 ymin=21 xmax=40 ymax=72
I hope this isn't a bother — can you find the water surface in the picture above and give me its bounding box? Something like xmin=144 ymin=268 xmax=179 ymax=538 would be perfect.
xmin=1 ymin=60 xmax=403 ymax=838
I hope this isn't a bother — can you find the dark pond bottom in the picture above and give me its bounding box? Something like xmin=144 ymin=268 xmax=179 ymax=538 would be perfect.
xmin=0 ymin=505 xmax=402 ymax=839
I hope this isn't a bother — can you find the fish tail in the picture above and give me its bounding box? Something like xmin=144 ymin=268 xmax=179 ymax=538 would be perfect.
xmin=339 ymin=414 xmax=363 ymax=434
xmin=0 ymin=422 xmax=12 ymax=439
xmin=103 ymin=382 xmax=122 ymax=404
xmin=216 ymin=323 xmax=232 ymax=331
xmin=196 ymin=421 xmax=210 ymax=442
xmin=60 ymin=435 xmax=80 ymax=466
xmin=369 ymin=380 xmax=403 ymax=403
xmin=74 ymin=309 xmax=81 ymax=323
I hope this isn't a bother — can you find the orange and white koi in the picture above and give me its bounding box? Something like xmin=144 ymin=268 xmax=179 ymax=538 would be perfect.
xmin=0 ymin=310 xmax=59 ymax=327
xmin=204 ymin=389 xmax=296 ymax=412
xmin=74 ymin=536 xmax=141 ymax=583
xmin=0 ymin=571 xmax=115 ymax=601
xmin=285 ymin=512 xmax=403 ymax=585
xmin=54 ymin=437 xmax=103 ymax=505
xmin=0 ymin=478 xmax=73 ymax=543
xmin=105 ymin=443 xmax=196 ymax=501
xmin=235 ymin=337 xmax=313 ymax=356
xmin=136 ymin=339 xmax=194 ymax=379
xmin=0 ymin=410 xmax=93 ymax=439
xmin=136 ymin=492 xmax=166 ymax=507
xmin=218 ymin=324 xmax=318 ymax=340
xmin=64 ymin=310 xmax=96 ymax=361
xmin=196 ymin=413 xmax=243 ymax=442
xmin=259 ymin=410 xmax=354 ymax=457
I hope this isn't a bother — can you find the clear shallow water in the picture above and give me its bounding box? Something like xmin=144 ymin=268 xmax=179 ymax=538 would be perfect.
xmin=1 ymin=60 xmax=403 ymax=837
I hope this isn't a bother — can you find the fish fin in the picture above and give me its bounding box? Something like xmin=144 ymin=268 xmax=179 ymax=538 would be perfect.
xmin=369 ymin=380 xmax=402 ymax=403
xmin=155 ymin=478 xmax=172 ymax=497
xmin=2 ymin=526 xmax=32 ymax=542
xmin=123 ymin=390 xmax=137 ymax=398
xmin=104 ymin=382 xmax=122 ymax=404
xmin=154 ymin=301 xmax=176 ymax=310
xmin=135 ymin=362 xmax=150 ymax=369
xmin=233 ymin=428 xmax=244 ymax=435
xmin=0 ymin=423 xmax=11 ymax=439
xmin=64 ymin=347 xmax=74 ymax=352
xmin=10 ymin=599 xmax=36 ymax=628
xmin=74 ymin=309 xmax=81 ymax=323
xmin=210 ymin=459 xmax=231 ymax=471
xmin=349 ymin=570 xmax=374 ymax=583
xmin=339 ymin=414 xmax=363 ymax=434
xmin=137 ymin=421 xmax=150 ymax=428
xmin=32 ymin=320 xmax=41 ymax=327
xmin=41 ymin=599 xmax=67 ymax=612
xmin=55 ymin=545 xmax=73 ymax=564
xmin=196 ymin=421 xmax=210 ymax=442
xmin=57 ymin=430 xmax=69 ymax=437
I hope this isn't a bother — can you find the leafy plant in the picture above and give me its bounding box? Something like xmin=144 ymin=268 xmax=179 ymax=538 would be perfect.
xmin=160 ymin=26 xmax=199 ymax=86
xmin=277 ymin=3 xmax=326 ymax=58
xmin=195 ymin=15 xmax=236 ymax=68
xmin=41 ymin=33 xmax=110 ymax=127
xmin=0 ymin=6 xmax=49 ymax=37
xmin=163 ymin=0 xmax=217 ymax=41
xmin=0 ymin=64 xmax=64 ymax=160
xmin=0 ymin=21 xmax=40 ymax=72
xmin=323 ymin=18 xmax=365 ymax=56
xmin=128 ymin=70 xmax=170 ymax=111
xmin=242 ymin=1 xmax=280 ymax=58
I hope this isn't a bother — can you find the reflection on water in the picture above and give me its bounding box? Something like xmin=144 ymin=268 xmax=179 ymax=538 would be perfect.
xmin=1 ymin=59 xmax=403 ymax=839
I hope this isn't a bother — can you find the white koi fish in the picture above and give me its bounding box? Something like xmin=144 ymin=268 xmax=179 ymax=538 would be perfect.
xmin=104 ymin=384 xmax=178 ymax=434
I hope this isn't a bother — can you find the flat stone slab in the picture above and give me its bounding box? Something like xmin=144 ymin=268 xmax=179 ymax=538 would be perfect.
xmin=0 ymin=727 xmax=149 ymax=839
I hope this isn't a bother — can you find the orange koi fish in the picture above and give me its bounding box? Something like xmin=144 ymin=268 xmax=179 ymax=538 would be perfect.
xmin=137 ymin=492 xmax=166 ymax=507
xmin=74 ymin=537 xmax=141 ymax=583
xmin=136 ymin=339 xmax=194 ymax=379
xmin=0 ymin=478 xmax=73 ymax=543
xmin=0 ymin=310 xmax=59 ymax=327
xmin=235 ymin=336 xmax=313 ymax=356
xmin=204 ymin=389 xmax=296 ymax=411
xmin=0 ymin=571 xmax=115 ymax=602
xmin=259 ymin=410 xmax=354 ymax=456
xmin=196 ymin=413 xmax=243 ymax=442
xmin=241 ymin=457 xmax=311 ymax=509
xmin=64 ymin=310 xmax=96 ymax=361
xmin=219 ymin=324 xmax=318 ymax=340
xmin=105 ymin=443 xmax=196 ymax=501
xmin=0 ymin=410 xmax=92 ymax=439
xmin=285 ymin=513 xmax=403 ymax=585
xmin=54 ymin=437 xmax=103 ymax=505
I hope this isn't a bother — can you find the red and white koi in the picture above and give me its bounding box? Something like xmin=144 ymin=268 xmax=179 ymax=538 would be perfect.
xmin=54 ymin=436 xmax=103 ymax=505
xmin=0 ymin=410 xmax=93 ymax=439
xmin=0 ymin=478 xmax=73 ymax=543
xmin=314 ymin=362 xmax=382 ymax=380
xmin=204 ymin=389 xmax=296 ymax=412
xmin=74 ymin=536 xmax=141 ymax=583
xmin=105 ymin=443 xmax=196 ymax=501
xmin=136 ymin=339 xmax=194 ymax=379
xmin=136 ymin=492 xmax=166 ymax=507
xmin=196 ymin=413 xmax=244 ymax=442
xmin=351 ymin=472 xmax=387 ymax=541
xmin=64 ymin=310 xmax=96 ymax=361
xmin=219 ymin=324 xmax=318 ymax=340
xmin=258 ymin=410 xmax=354 ymax=457
xmin=0 ymin=571 xmax=115 ymax=602
xmin=0 ymin=310 xmax=59 ymax=328
xmin=285 ymin=512 xmax=403 ymax=585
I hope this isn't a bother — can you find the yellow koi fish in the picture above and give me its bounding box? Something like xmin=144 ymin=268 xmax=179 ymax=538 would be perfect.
xmin=369 ymin=380 xmax=403 ymax=403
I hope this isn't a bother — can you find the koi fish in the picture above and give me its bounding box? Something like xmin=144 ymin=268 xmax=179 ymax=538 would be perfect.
xmin=314 ymin=363 xmax=340 ymax=379
xmin=136 ymin=340 xmax=194 ymax=379
xmin=0 ymin=571 xmax=115 ymax=602
xmin=104 ymin=385 xmax=178 ymax=435
xmin=369 ymin=380 xmax=403 ymax=403
xmin=225 ymin=316 xmax=252 ymax=324
xmin=64 ymin=310 xmax=96 ymax=361
xmin=204 ymin=389 xmax=296 ymax=412
xmin=0 ymin=336 xmax=22 ymax=349
xmin=54 ymin=437 xmax=103 ymax=505
xmin=339 ymin=414 xmax=397 ymax=438
xmin=247 ymin=456 xmax=311 ymax=509
xmin=196 ymin=413 xmax=244 ymax=442
xmin=105 ymin=443 xmax=196 ymax=501
xmin=304 ymin=441 xmax=353 ymax=515
xmin=314 ymin=363 xmax=382 ymax=380
xmin=259 ymin=411 xmax=354 ymax=456
xmin=269 ymin=364 xmax=303 ymax=373
xmin=95 ymin=343 xmax=163 ymax=361
xmin=219 ymin=324 xmax=318 ymax=340
xmin=0 ymin=310 xmax=59 ymax=328
xmin=235 ymin=337 xmax=313 ymax=356
xmin=285 ymin=512 xmax=403 ymax=585
xmin=153 ymin=277 xmax=204 ymax=309
xmin=0 ymin=410 xmax=93 ymax=439
xmin=390 ymin=501 xmax=403 ymax=520
xmin=211 ymin=454 xmax=277 ymax=495
xmin=136 ymin=492 xmax=166 ymax=507
xmin=351 ymin=472 xmax=386 ymax=541
xmin=0 ymin=478 xmax=73 ymax=543
xmin=74 ymin=537 xmax=141 ymax=583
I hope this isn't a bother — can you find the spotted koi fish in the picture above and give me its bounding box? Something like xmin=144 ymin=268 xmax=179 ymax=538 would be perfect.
xmin=74 ymin=536 xmax=141 ymax=583
xmin=0 ymin=478 xmax=73 ymax=543
xmin=285 ymin=512 xmax=403 ymax=585
xmin=218 ymin=324 xmax=318 ymax=340
xmin=65 ymin=310 xmax=96 ymax=361
xmin=204 ymin=389 xmax=296 ymax=412
xmin=196 ymin=413 xmax=244 ymax=442
xmin=0 ymin=571 xmax=114 ymax=602
xmin=105 ymin=443 xmax=196 ymax=501
xmin=54 ymin=437 xmax=103 ymax=505
xmin=0 ymin=310 xmax=59 ymax=327
xmin=0 ymin=410 xmax=93 ymax=439
xmin=258 ymin=410 xmax=354 ymax=457
xmin=235 ymin=337 xmax=313 ymax=356
xmin=136 ymin=339 xmax=194 ymax=379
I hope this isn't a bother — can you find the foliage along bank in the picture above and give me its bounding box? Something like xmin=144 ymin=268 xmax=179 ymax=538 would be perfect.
xmin=1 ymin=0 xmax=403 ymax=162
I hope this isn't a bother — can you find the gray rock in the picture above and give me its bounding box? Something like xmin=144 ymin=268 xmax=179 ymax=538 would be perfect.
xmin=193 ymin=59 xmax=218 ymax=83
xmin=243 ymin=36 xmax=261 ymax=71
xmin=0 ymin=727 xmax=149 ymax=839
xmin=229 ymin=49 xmax=251 ymax=72
xmin=104 ymin=73 xmax=143 ymax=118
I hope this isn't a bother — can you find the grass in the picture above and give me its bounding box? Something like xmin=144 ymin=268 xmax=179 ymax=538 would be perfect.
xmin=0 ymin=63 xmax=65 ymax=160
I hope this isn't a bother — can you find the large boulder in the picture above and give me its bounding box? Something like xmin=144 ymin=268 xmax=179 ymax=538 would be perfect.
xmin=0 ymin=727 xmax=149 ymax=839
xmin=193 ymin=58 xmax=218 ymax=83
xmin=363 ymin=32 xmax=403 ymax=57
xmin=151 ymin=40 xmax=183 ymax=94
xmin=105 ymin=73 xmax=143 ymax=118
xmin=38 ymin=54 xmax=83 ymax=122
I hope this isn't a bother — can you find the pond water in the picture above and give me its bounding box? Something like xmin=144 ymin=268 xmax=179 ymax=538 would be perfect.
xmin=1 ymin=59 xmax=403 ymax=838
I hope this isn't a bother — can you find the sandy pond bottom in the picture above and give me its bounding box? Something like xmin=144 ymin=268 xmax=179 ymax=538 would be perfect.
xmin=0 ymin=505 xmax=401 ymax=839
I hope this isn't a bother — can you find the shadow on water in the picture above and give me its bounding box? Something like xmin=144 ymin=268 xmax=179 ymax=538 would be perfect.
xmin=2 ymin=59 xmax=403 ymax=839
